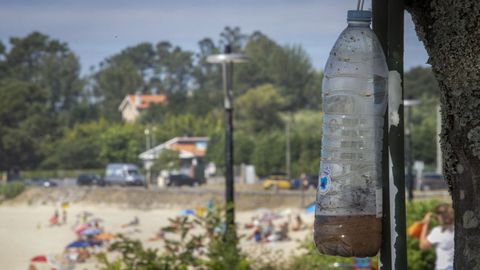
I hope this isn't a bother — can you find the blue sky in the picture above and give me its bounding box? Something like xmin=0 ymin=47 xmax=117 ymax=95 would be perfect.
xmin=0 ymin=0 xmax=428 ymax=75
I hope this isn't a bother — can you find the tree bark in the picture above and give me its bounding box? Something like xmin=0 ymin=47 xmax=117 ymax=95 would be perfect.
xmin=406 ymin=0 xmax=480 ymax=268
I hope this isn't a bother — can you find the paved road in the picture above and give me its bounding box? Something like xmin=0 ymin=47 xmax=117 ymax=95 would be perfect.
xmin=45 ymin=178 xmax=450 ymax=199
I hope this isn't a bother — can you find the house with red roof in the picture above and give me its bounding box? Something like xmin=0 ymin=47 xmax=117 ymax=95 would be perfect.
xmin=118 ymin=92 xmax=167 ymax=123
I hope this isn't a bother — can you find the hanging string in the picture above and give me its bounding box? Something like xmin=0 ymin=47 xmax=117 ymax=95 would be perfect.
xmin=356 ymin=0 xmax=365 ymax=10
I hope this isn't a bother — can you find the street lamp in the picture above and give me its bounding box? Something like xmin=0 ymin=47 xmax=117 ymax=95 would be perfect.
xmin=144 ymin=128 xmax=151 ymax=189
xmin=152 ymin=126 xmax=157 ymax=148
xmin=144 ymin=128 xmax=151 ymax=151
xmin=207 ymin=45 xmax=248 ymax=238
xmin=404 ymin=99 xmax=420 ymax=201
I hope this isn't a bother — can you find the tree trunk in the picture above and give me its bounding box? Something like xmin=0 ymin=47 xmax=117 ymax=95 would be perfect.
xmin=406 ymin=1 xmax=480 ymax=268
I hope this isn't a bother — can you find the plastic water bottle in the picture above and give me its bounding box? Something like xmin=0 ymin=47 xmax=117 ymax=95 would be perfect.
xmin=314 ymin=9 xmax=388 ymax=257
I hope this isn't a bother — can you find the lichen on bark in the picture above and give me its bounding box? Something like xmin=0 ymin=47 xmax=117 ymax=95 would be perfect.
xmin=405 ymin=0 xmax=480 ymax=268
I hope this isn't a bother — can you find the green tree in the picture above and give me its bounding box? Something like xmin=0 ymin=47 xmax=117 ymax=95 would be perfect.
xmin=235 ymin=32 xmax=279 ymax=92
xmin=290 ymin=132 xmax=322 ymax=177
xmin=235 ymin=84 xmax=285 ymax=134
xmin=152 ymin=113 xmax=222 ymax=143
xmin=205 ymin=130 xmax=255 ymax=173
xmin=154 ymin=41 xmax=194 ymax=93
xmin=164 ymin=91 xmax=189 ymax=115
xmin=192 ymin=38 xmax=222 ymax=92
xmin=94 ymin=61 xmax=143 ymax=121
xmin=0 ymin=41 xmax=7 ymax=78
xmin=251 ymin=130 xmax=286 ymax=177
xmin=0 ymin=79 xmax=50 ymax=171
xmin=404 ymin=66 xmax=440 ymax=100
xmin=270 ymin=45 xmax=315 ymax=110
xmin=151 ymin=149 xmax=181 ymax=174
xmin=220 ymin=26 xmax=247 ymax=52
xmin=110 ymin=42 xmax=156 ymax=81
xmin=404 ymin=67 xmax=440 ymax=167
xmin=235 ymin=31 xmax=319 ymax=110
xmin=286 ymin=110 xmax=323 ymax=177
xmin=99 ymin=124 xmax=143 ymax=164
xmin=302 ymin=70 xmax=323 ymax=110
xmin=6 ymin=32 xmax=84 ymax=126
xmin=139 ymin=104 xmax=167 ymax=124
xmin=41 ymin=120 xmax=108 ymax=169
xmin=205 ymin=131 xmax=225 ymax=171
xmin=410 ymin=96 xmax=437 ymax=166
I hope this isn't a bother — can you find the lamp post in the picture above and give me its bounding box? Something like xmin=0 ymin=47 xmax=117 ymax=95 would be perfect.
xmin=152 ymin=126 xmax=157 ymax=148
xmin=404 ymin=99 xmax=420 ymax=201
xmin=207 ymin=45 xmax=248 ymax=238
xmin=144 ymin=128 xmax=151 ymax=151
xmin=144 ymin=128 xmax=151 ymax=189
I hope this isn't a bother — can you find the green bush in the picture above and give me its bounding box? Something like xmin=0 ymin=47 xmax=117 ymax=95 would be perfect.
xmin=97 ymin=207 xmax=251 ymax=270
xmin=0 ymin=182 xmax=26 ymax=199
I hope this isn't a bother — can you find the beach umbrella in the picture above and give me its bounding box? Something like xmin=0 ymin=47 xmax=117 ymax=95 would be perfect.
xmin=178 ymin=209 xmax=196 ymax=216
xmin=80 ymin=227 xmax=102 ymax=236
xmin=74 ymin=224 xmax=88 ymax=234
xmin=179 ymin=209 xmax=195 ymax=216
xmin=305 ymin=202 xmax=316 ymax=215
xmin=30 ymin=255 xmax=47 ymax=262
xmin=66 ymin=240 xmax=91 ymax=249
xmin=96 ymin=232 xmax=114 ymax=241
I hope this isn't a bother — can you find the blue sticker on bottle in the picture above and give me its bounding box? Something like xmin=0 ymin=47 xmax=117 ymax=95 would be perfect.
xmin=318 ymin=167 xmax=331 ymax=194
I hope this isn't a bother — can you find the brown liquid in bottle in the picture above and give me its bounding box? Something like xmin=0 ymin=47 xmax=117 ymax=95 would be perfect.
xmin=314 ymin=215 xmax=381 ymax=257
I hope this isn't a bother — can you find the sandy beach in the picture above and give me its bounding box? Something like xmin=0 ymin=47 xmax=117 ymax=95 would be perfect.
xmin=0 ymin=203 xmax=313 ymax=270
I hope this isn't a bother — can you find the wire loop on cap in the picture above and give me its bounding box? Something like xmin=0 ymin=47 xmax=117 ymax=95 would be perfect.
xmin=357 ymin=0 xmax=365 ymax=10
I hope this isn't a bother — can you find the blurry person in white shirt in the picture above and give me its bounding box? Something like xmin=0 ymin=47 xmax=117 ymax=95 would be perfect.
xmin=419 ymin=203 xmax=454 ymax=270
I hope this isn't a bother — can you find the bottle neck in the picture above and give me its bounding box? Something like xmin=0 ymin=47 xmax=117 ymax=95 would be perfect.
xmin=347 ymin=21 xmax=371 ymax=27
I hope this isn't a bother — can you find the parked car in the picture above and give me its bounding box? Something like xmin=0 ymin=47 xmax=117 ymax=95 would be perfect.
xmin=27 ymin=177 xmax=58 ymax=188
xmin=165 ymin=174 xmax=204 ymax=187
xmin=262 ymin=174 xmax=291 ymax=190
xmin=104 ymin=163 xmax=145 ymax=186
xmin=420 ymin=173 xmax=448 ymax=190
xmin=77 ymin=174 xmax=104 ymax=186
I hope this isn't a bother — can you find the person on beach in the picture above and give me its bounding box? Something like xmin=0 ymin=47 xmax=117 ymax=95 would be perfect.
xmin=419 ymin=203 xmax=454 ymax=270
xmin=291 ymin=215 xmax=304 ymax=231
xmin=121 ymin=216 xmax=139 ymax=228
xmin=50 ymin=209 xmax=59 ymax=226
xmin=62 ymin=209 xmax=67 ymax=225
xmin=61 ymin=201 xmax=69 ymax=225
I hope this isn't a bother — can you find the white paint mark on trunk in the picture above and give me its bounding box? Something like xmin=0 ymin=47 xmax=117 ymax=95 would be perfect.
xmin=389 ymin=152 xmax=398 ymax=270
xmin=387 ymin=70 xmax=401 ymax=269
xmin=388 ymin=71 xmax=402 ymax=132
